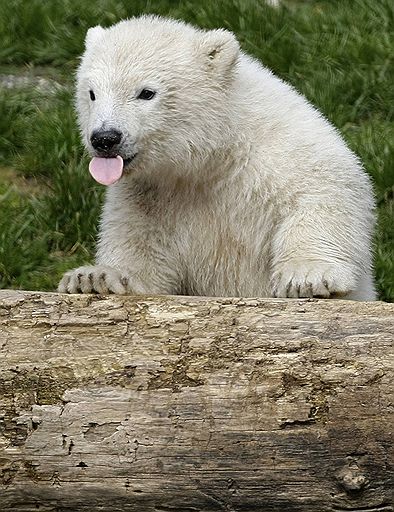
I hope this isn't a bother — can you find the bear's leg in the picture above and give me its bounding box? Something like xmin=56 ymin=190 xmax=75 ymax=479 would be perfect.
xmin=270 ymin=206 xmax=375 ymax=300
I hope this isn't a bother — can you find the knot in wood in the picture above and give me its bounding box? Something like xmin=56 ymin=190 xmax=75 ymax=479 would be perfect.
xmin=337 ymin=468 xmax=368 ymax=492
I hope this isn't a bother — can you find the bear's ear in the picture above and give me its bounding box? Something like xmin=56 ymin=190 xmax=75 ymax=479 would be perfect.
xmin=196 ymin=29 xmax=240 ymax=75
xmin=85 ymin=26 xmax=106 ymax=48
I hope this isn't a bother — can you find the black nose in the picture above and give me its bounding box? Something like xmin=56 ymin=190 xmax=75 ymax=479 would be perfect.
xmin=90 ymin=129 xmax=122 ymax=153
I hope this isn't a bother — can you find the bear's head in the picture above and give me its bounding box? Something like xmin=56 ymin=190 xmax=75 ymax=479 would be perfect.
xmin=76 ymin=15 xmax=240 ymax=183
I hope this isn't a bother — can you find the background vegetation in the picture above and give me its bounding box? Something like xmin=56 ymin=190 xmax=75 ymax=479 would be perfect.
xmin=0 ymin=0 xmax=393 ymax=300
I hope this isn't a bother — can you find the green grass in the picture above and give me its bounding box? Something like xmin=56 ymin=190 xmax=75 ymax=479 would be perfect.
xmin=0 ymin=0 xmax=393 ymax=300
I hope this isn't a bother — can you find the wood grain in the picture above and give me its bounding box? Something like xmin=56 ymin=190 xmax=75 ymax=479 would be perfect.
xmin=0 ymin=290 xmax=393 ymax=511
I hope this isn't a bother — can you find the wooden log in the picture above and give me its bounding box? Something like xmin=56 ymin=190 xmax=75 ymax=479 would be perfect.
xmin=0 ymin=290 xmax=393 ymax=512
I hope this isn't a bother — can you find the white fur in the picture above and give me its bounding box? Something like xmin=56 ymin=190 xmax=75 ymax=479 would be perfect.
xmin=58 ymin=16 xmax=376 ymax=300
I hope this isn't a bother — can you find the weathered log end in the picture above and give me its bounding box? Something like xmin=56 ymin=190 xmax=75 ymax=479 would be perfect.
xmin=0 ymin=290 xmax=393 ymax=511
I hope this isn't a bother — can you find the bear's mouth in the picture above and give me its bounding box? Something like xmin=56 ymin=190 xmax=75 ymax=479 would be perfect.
xmin=92 ymin=152 xmax=137 ymax=166
xmin=88 ymin=153 xmax=138 ymax=186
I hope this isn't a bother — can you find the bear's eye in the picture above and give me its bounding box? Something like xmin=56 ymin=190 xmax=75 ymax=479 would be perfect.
xmin=137 ymin=89 xmax=156 ymax=100
xmin=89 ymin=90 xmax=96 ymax=101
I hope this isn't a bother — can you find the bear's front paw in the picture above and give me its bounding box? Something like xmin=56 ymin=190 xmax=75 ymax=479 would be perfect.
xmin=58 ymin=265 xmax=130 ymax=294
xmin=272 ymin=261 xmax=357 ymax=298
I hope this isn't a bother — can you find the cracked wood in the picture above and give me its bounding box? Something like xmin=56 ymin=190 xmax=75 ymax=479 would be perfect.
xmin=0 ymin=290 xmax=393 ymax=511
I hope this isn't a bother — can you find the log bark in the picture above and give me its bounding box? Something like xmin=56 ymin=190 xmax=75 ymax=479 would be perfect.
xmin=0 ymin=290 xmax=393 ymax=512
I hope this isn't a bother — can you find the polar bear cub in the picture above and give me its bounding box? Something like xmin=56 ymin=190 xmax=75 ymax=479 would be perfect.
xmin=58 ymin=15 xmax=376 ymax=300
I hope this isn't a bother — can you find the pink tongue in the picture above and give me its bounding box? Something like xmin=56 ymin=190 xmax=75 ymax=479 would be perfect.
xmin=89 ymin=156 xmax=124 ymax=185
